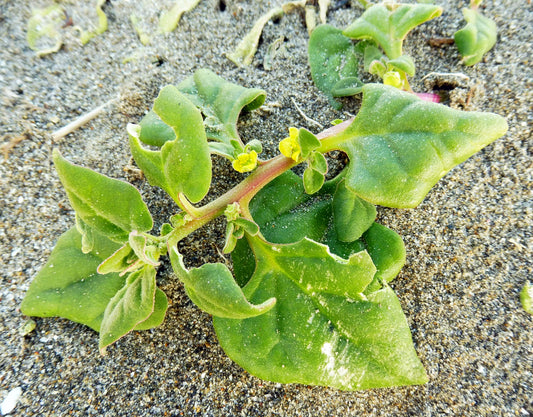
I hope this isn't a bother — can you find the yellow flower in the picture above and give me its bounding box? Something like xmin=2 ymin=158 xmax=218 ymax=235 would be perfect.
xmin=232 ymin=150 xmax=258 ymax=173
xmin=279 ymin=127 xmax=301 ymax=161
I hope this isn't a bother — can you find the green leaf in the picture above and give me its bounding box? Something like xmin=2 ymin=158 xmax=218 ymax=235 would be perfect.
xmin=20 ymin=227 xmax=126 ymax=332
xmin=169 ymin=247 xmax=276 ymax=319
xmin=177 ymin=69 xmax=266 ymax=145
xmin=309 ymin=24 xmax=360 ymax=109
xmin=308 ymin=152 xmax=328 ymax=175
xmin=333 ymin=179 xmax=377 ymax=242
xmin=233 ymin=171 xmax=405 ymax=289
xmin=159 ymin=0 xmax=201 ymax=33
xmin=362 ymin=223 xmax=406 ymax=293
xmin=343 ymin=3 xmax=443 ymax=58
xmin=298 ymin=128 xmax=321 ymax=158
xmin=129 ymin=85 xmax=212 ymax=203
xmin=454 ymin=8 xmax=497 ymax=66
xmin=520 ymin=281 xmax=533 ymax=315
xmin=320 ymin=84 xmax=508 ymax=208
xmin=99 ymin=265 xmax=157 ymax=351
xmin=331 ymin=77 xmax=364 ymax=98
xmin=139 ymin=111 xmax=175 ymax=147
xmin=388 ymin=55 xmax=416 ymax=76
xmin=303 ymin=167 xmax=325 ymax=195
xmin=215 ymin=237 xmax=427 ymax=390
xmin=134 ymin=288 xmax=169 ymax=330
xmin=53 ymin=150 xmax=153 ymax=243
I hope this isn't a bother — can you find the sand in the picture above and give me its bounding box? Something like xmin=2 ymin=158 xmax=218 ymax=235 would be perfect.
xmin=0 ymin=0 xmax=531 ymax=415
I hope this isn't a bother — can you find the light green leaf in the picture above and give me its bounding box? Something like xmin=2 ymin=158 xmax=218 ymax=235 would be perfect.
xmin=53 ymin=150 xmax=153 ymax=243
xmin=309 ymin=24 xmax=361 ymax=109
xmin=303 ymin=167 xmax=325 ymax=195
xmin=169 ymin=247 xmax=276 ymax=319
xmin=99 ymin=265 xmax=157 ymax=351
xmin=308 ymin=152 xmax=328 ymax=175
xmin=20 ymin=227 xmax=126 ymax=332
xmin=134 ymin=288 xmax=168 ymax=330
xmin=139 ymin=111 xmax=175 ymax=147
xmin=97 ymin=242 xmax=135 ymax=275
xmin=159 ymin=0 xmax=201 ymax=33
xmin=320 ymin=84 xmax=508 ymax=208
xmin=331 ymin=77 xmax=364 ymax=98
xmin=215 ymin=237 xmax=427 ymax=390
xmin=298 ymin=128 xmax=321 ymax=159
xmin=26 ymin=4 xmax=65 ymax=57
xmin=129 ymin=85 xmax=212 ymax=203
xmin=454 ymin=8 xmax=497 ymax=66
xmin=388 ymin=55 xmax=416 ymax=76
xmin=521 ymin=281 xmax=533 ymax=315
xmin=227 ymin=7 xmax=284 ymax=67
xmin=177 ymin=69 xmax=266 ymax=145
xmin=333 ymin=179 xmax=377 ymax=242
xmin=343 ymin=3 xmax=443 ymax=59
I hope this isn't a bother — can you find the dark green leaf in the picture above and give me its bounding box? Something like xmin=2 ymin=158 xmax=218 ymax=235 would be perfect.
xmin=309 ymin=24 xmax=360 ymax=109
xmin=177 ymin=69 xmax=266 ymax=144
xmin=320 ymin=84 xmax=508 ymax=208
xmin=169 ymin=247 xmax=276 ymax=319
xmin=454 ymin=8 xmax=497 ymax=66
xmin=343 ymin=3 xmax=443 ymax=58
xmin=333 ymin=179 xmax=376 ymax=242
xmin=53 ymin=151 xmax=153 ymax=243
xmin=99 ymin=265 xmax=157 ymax=351
xmin=21 ymin=227 xmax=126 ymax=332
xmin=215 ymin=237 xmax=427 ymax=390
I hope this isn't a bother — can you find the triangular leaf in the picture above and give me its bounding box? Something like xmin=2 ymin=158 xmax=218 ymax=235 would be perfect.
xmin=309 ymin=24 xmax=360 ymax=109
xmin=177 ymin=69 xmax=266 ymax=144
xmin=320 ymin=84 xmax=508 ymax=208
xmin=169 ymin=247 xmax=275 ymax=319
xmin=53 ymin=151 xmax=153 ymax=243
xmin=343 ymin=3 xmax=443 ymax=58
xmin=99 ymin=265 xmax=157 ymax=351
xmin=215 ymin=237 xmax=426 ymax=390
xmin=20 ymin=227 xmax=126 ymax=331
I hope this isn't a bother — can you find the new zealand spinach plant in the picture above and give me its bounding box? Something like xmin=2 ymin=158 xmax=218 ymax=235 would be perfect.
xmin=21 ymin=66 xmax=507 ymax=390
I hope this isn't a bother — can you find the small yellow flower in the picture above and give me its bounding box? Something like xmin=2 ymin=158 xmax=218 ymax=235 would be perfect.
xmin=279 ymin=127 xmax=301 ymax=161
xmin=232 ymin=150 xmax=258 ymax=173
xmin=383 ymin=71 xmax=402 ymax=89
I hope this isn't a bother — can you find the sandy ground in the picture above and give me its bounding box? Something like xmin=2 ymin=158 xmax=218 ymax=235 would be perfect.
xmin=0 ymin=0 xmax=531 ymax=416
